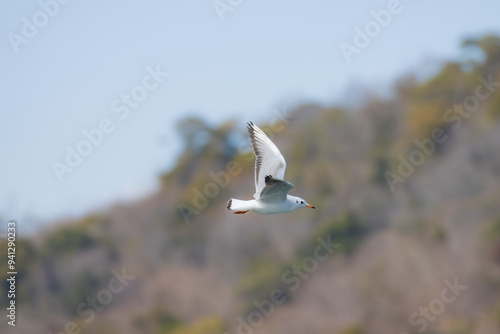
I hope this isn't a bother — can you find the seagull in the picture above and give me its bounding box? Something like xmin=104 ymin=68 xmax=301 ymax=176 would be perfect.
xmin=227 ymin=122 xmax=315 ymax=214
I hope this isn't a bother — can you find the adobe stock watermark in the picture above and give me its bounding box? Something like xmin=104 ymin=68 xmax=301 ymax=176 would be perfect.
xmin=212 ymin=0 xmax=244 ymax=21
xmin=7 ymin=0 xmax=72 ymax=54
xmin=51 ymin=64 xmax=169 ymax=182
xmin=399 ymin=277 xmax=467 ymax=334
xmin=339 ymin=0 xmax=411 ymax=64
xmin=385 ymin=73 xmax=500 ymax=192
xmin=49 ymin=267 xmax=135 ymax=334
xmin=226 ymin=235 xmax=340 ymax=334
xmin=177 ymin=107 xmax=296 ymax=224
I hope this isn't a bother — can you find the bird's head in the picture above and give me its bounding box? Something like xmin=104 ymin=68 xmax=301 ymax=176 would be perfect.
xmin=291 ymin=196 xmax=315 ymax=210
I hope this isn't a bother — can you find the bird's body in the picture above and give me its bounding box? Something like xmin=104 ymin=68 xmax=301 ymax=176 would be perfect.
xmin=227 ymin=195 xmax=305 ymax=214
xmin=227 ymin=122 xmax=315 ymax=215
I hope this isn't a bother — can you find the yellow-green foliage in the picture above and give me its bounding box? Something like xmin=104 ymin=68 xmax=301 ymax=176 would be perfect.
xmin=495 ymin=300 xmax=500 ymax=329
xmin=413 ymin=63 xmax=474 ymax=102
xmin=463 ymin=35 xmax=500 ymax=69
xmin=300 ymin=211 xmax=366 ymax=257
xmin=43 ymin=214 xmax=108 ymax=256
xmin=439 ymin=317 xmax=473 ymax=334
xmin=488 ymin=89 xmax=500 ymax=118
xmin=403 ymin=62 xmax=474 ymax=146
xmin=463 ymin=35 xmax=500 ymax=119
xmin=339 ymin=324 xmax=364 ymax=334
xmin=486 ymin=218 xmax=500 ymax=239
xmin=170 ymin=316 xmax=225 ymax=334
xmin=236 ymin=258 xmax=290 ymax=309
xmin=133 ymin=308 xmax=183 ymax=334
xmin=405 ymin=101 xmax=449 ymax=142
xmin=484 ymin=219 xmax=500 ymax=264
xmin=44 ymin=224 xmax=97 ymax=255
xmin=161 ymin=119 xmax=240 ymax=191
xmin=235 ymin=213 xmax=366 ymax=313
xmin=0 ymin=238 xmax=36 ymax=306
xmin=0 ymin=238 xmax=36 ymax=271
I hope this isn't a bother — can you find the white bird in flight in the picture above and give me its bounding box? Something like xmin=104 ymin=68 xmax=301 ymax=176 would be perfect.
xmin=227 ymin=122 xmax=315 ymax=214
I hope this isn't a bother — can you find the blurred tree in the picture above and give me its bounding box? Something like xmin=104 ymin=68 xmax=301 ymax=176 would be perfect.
xmin=133 ymin=308 xmax=183 ymax=334
xmin=463 ymin=35 xmax=500 ymax=74
xmin=170 ymin=317 xmax=225 ymax=334
xmin=463 ymin=35 xmax=500 ymax=119
xmin=339 ymin=324 xmax=365 ymax=334
xmin=236 ymin=257 xmax=290 ymax=311
xmin=297 ymin=211 xmax=366 ymax=257
xmin=162 ymin=118 xmax=239 ymax=188
xmin=177 ymin=117 xmax=211 ymax=153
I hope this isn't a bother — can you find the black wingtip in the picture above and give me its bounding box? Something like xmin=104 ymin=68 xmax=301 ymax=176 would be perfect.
xmin=226 ymin=199 xmax=232 ymax=210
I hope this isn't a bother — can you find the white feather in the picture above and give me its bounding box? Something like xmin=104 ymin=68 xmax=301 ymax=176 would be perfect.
xmin=247 ymin=122 xmax=287 ymax=198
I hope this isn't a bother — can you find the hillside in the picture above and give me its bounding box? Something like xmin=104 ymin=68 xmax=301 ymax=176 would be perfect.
xmin=2 ymin=35 xmax=500 ymax=334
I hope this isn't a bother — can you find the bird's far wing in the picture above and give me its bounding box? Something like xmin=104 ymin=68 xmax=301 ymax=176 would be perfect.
xmin=247 ymin=122 xmax=287 ymax=198
xmin=259 ymin=175 xmax=294 ymax=202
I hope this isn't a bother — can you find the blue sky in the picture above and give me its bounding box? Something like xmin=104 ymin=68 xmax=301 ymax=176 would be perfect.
xmin=1 ymin=0 xmax=499 ymax=229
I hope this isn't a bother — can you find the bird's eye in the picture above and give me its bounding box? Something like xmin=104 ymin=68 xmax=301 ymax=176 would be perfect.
xmin=301 ymin=201 xmax=304 ymax=204
xmin=296 ymin=200 xmax=298 ymax=203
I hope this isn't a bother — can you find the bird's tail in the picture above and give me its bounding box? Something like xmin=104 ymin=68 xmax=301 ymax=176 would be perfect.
xmin=226 ymin=198 xmax=254 ymax=211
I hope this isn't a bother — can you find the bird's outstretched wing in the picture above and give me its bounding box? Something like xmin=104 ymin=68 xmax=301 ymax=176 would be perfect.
xmin=247 ymin=122 xmax=287 ymax=198
xmin=259 ymin=175 xmax=294 ymax=202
